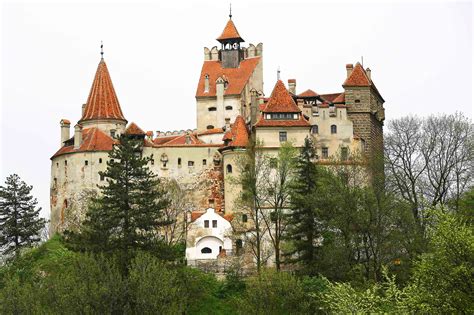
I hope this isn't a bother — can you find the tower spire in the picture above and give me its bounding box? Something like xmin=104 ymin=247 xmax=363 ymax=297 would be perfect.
xmin=229 ymin=3 xmax=232 ymax=19
xmin=100 ymin=40 xmax=104 ymax=59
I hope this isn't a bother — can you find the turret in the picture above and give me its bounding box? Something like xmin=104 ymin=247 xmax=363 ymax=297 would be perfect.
xmin=74 ymin=124 xmax=82 ymax=149
xmin=216 ymin=14 xmax=244 ymax=68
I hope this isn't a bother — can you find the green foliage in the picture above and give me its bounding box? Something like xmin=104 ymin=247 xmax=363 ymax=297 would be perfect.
xmin=0 ymin=174 xmax=46 ymax=258
xmin=233 ymin=269 xmax=311 ymax=315
xmin=402 ymin=209 xmax=474 ymax=313
xmin=65 ymin=136 xmax=172 ymax=273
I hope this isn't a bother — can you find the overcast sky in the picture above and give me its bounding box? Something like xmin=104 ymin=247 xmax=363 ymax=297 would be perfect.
xmin=1 ymin=0 xmax=472 ymax=219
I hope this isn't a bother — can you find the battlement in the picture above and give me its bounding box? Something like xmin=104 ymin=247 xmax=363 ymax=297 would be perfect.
xmin=155 ymin=129 xmax=197 ymax=138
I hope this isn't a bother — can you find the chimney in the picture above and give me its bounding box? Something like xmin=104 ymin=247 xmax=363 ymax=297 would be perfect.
xmin=346 ymin=64 xmax=353 ymax=78
xmin=81 ymin=103 xmax=86 ymax=116
xmin=216 ymin=77 xmax=225 ymax=97
xmin=60 ymin=119 xmax=71 ymax=146
xmin=288 ymin=79 xmax=296 ymax=94
xmin=366 ymin=68 xmax=371 ymax=80
xmin=146 ymin=131 xmax=154 ymax=141
xmin=74 ymin=124 xmax=82 ymax=149
xmin=250 ymin=89 xmax=258 ymax=126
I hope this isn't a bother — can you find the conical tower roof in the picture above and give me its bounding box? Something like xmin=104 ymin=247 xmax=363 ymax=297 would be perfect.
xmin=263 ymin=80 xmax=301 ymax=113
xmin=80 ymin=59 xmax=126 ymax=122
xmin=217 ymin=18 xmax=244 ymax=43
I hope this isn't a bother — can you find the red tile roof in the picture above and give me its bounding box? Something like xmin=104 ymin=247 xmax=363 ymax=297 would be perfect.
xmin=320 ymin=93 xmax=342 ymax=102
xmin=343 ymin=62 xmax=370 ymax=86
xmin=222 ymin=115 xmax=249 ymax=147
xmin=255 ymin=114 xmax=310 ymax=127
xmin=61 ymin=119 xmax=71 ymax=125
xmin=191 ymin=211 xmax=205 ymax=222
xmin=153 ymin=133 xmax=205 ymax=146
xmin=297 ymin=89 xmax=319 ymax=98
xmin=198 ymin=127 xmax=224 ymax=135
xmin=153 ymin=135 xmax=180 ymax=145
xmin=216 ymin=19 xmax=244 ymax=42
xmin=125 ymin=122 xmax=145 ymax=135
xmin=263 ymin=80 xmax=301 ymax=113
xmin=196 ymin=57 xmax=261 ymax=97
xmin=333 ymin=92 xmax=345 ymax=103
xmin=51 ymin=127 xmax=116 ymax=158
xmin=80 ymin=59 xmax=126 ymax=122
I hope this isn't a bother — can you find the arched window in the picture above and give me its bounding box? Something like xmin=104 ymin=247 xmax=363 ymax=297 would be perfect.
xmin=242 ymin=214 xmax=248 ymax=223
xmin=99 ymin=158 xmax=102 ymax=164
xmin=226 ymin=164 xmax=232 ymax=174
xmin=311 ymin=125 xmax=318 ymax=134
xmin=201 ymin=247 xmax=212 ymax=254
xmin=178 ymin=158 xmax=182 ymax=166
xmin=331 ymin=125 xmax=337 ymax=134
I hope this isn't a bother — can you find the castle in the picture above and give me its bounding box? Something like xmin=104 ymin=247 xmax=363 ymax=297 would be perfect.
xmin=50 ymin=14 xmax=385 ymax=267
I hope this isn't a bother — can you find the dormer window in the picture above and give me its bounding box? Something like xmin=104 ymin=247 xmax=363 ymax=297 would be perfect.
xmin=268 ymin=113 xmax=297 ymax=120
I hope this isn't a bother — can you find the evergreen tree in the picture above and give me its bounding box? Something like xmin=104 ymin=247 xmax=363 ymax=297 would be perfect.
xmin=66 ymin=135 xmax=170 ymax=273
xmin=286 ymin=137 xmax=322 ymax=275
xmin=0 ymin=174 xmax=45 ymax=258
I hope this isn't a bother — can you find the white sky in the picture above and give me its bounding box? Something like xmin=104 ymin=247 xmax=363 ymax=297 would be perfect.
xmin=1 ymin=0 xmax=472 ymax=219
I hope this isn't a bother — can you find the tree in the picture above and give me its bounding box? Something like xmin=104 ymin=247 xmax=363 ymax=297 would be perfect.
xmin=261 ymin=142 xmax=297 ymax=271
xmin=0 ymin=174 xmax=45 ymax=258
xmin=286 ymin=137 xmax=323 ymax=275
xmin=160 ymin=179 xmax=190 ymax=247
xmin=234 ymin=138 xmax=271 ymax=273
xmin=65 ymin=136 xmax=171 ymax=273
xmin=385 ymin=113 xmax=473 ymax=230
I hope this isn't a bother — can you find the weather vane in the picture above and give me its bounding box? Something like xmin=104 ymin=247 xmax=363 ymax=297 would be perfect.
xmin=101 ymin=41 xmax=104 ymax=59
xmin=229 ymin=3 xmax=232 ymax=19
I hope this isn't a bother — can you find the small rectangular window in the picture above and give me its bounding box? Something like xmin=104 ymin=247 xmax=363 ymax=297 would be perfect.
xmin=100 ymin=173 xmax=105 ymax=181
xmin=178 ymin=158 xmax=182 ymax=166
xmin=202 ymin=159 xmax=207 ymax=166
xmin=85 ymin=160 xmax=88 ymax=166
xmin=322 ymin=147 xmax=329 ymax=159
xmin=212 ymin=220 xmax=217 ymax=228
xmin=341 ymin=147 xmax=348 ymax=161
xmin=151 ymin=159 xmax=155 ymax=165
xmin=204 ymin=220 xmax=209 ymax=228
xmin=279 ymin=131 xmax=287 ymax=142
xmin=188 ymin=161 xmax=194 ymax=167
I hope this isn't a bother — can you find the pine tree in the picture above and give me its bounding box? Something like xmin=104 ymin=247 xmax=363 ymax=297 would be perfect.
xmin=286 ymin=137 xmax=321 ymax=275
xmin=66 ymin=135 xmax=171 ymax=273
xmin=0 ymin=174 xmax=45 ymax=258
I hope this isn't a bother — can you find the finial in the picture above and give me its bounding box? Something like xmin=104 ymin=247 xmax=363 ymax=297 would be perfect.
xmin=361 ymin=56 xmax=364 ymax=68
xmin=229 ymin=3 xmax=232 ymax=19
xmin=277 ymin=66 xmax=281 ymax=81
xmin=100 ymin=41 xmax=104 ymax=59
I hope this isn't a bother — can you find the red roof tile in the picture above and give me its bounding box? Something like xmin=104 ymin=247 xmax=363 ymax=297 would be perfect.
xmin=61 ymin=119 xmax=71 ymax=125
xmin=196 ymin=57 xmax=261 ymax=97
xmin=153 ymin=135 xmax=180 ymax=145
xmin=191 ymin=211 xmax=205 ymax=222
xmin=263 ymin=80 xmax=301 ymax=113
xmin=154 ymin=133 xmax=204 ymax=146
xmin=80 ymin=59 xmax=126 ymax=122
xmin=255 ymin=114 xmax=310 ymax=127
xmin=333 ymin=92 xmax=345 ymax=103
xmin=125 ymin=122 xmax=145 ymax=135
xmin=297 ymin=89 xmax=319 ymax=98
xmin=51 ymin=127 xmax=116 ymax=158
xmin=320 ymin=93 xmax=342 ymax=102
xmin=216 ymin=19 xmax=244 ymax=42
xmin=222 ymin=115 xmax=249 ymax=147
xmin=197 ymin=127 xmax=224 ymax=135
xmin=343 ymin=62 xmax=371 ymax=86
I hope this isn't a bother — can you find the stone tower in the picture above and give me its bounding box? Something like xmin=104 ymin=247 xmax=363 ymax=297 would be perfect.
xmin=343 ymin=63 xmax=385 ymax=158
xmin=195 ymin=15 xmax=263 ymax=132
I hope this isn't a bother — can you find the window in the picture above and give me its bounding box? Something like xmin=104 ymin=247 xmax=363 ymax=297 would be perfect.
xmin=85 ymin=160 xmax=88 ymax=166
xmin=225 ymin=105 xmax=233 ymax=110
xmin=204 ymin=220 xmax=209 ymax=228
xmin=206 ymin=125 xmax=214 ymax=130
xmin=341 ymin=147 xmax=348 ymax=161
xmin=201 ymin=247 xmax=212 ymax=254
xmin=270 ymin=113 xmax=296 ymax=120
xmin=279 ymin=131 xmax=287 ymax=142
xmin=151 ymin=159 xmax=154 ymax=165
xmin=355 ymin=99 xmax=361 ymax=103
xmin=188 ymin=161 xmax=194 ymax=167
xmin=322 ymin=147 xmax=329 ymax=159
xmin=178 ymin=158 xmax=182 ymax=167
xmin=110 ymin=130 xmax=116 ymax=138
xmin=311 ymin=125 xmax=319 ymax=134
xmin=236 ymin=239 xmax=243 ymax=249
xmin=65 ymin=160 xmax=67 ymax=166
xmin=56 ymin=163 xmax=59 ymax=168
xmin=99 ymin=158 xmax=102 ymax=164
xmin=226 ymin=164 xmax=232 ymax=174
xmin=100 ymin=173 xmax=105 ymax=181
xmin=54 ymin=178 xmax=57 ymax=186
xmin=242 ymin=214 xmax=248 ymax=223
xmin=202 ymin=159 xmax=207 ymax=166
xmin=331 ymin=125 xmax=337 ymax=134
xmin=212 ymin=220 xmax=217 ymax=228
xmin=208 ymin=107 xmax=217 ymax=112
